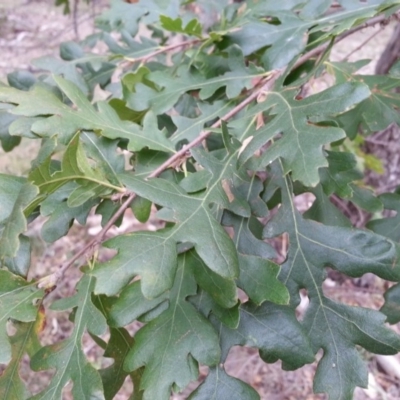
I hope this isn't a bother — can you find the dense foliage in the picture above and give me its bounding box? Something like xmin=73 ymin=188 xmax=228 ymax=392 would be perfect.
xmin=1 ymin=0 xmax=400 ymax=398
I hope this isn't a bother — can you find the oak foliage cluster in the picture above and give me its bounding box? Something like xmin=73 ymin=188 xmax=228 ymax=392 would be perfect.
xmin=1 ymin=1 xmax=400 ymax=399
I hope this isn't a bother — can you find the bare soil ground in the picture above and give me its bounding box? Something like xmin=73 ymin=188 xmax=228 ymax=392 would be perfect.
xmin=1 ymin=2 xmax=400 ymax=399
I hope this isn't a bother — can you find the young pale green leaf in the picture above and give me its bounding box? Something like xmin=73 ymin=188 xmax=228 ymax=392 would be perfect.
xmin=124 ymin=253 xmax=221 ymax=400
xmin=242 ymin=82 xmax=370 ymax=186
xmin=188 ymin=366 xmax=260 ymax=400
xmin=28 ymin=132 xmax=121 ymax=209
xmin=0 ymin=319 xmax=42 ymax=399
xmin=264 ymin=162 xmax=400 ymax=399
xmin=160 ymin=15 xmax=202 ymax=38
xmin=81 ymin=131 xmax=125 ymax=186
xmin=30 ymin=275 xmax=107 ymax=400
xmin=0 ymin=270 xmax=44 ymax=364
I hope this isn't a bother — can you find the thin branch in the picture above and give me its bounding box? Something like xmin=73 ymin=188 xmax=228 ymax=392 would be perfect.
xmin=148 ymin=71 xmax=282 ymax=178
xmin=73 ymin=0 xmax=80 ymax=39
xmin=123 ymin=39 xmax=202 ymax=67
xmin=38 ymin=192 xmax=136 ymax=288
xmin=340 ymin=26 xmax=384 ymax=62
xmin=150 ymin=12 xmax=398 ymax=178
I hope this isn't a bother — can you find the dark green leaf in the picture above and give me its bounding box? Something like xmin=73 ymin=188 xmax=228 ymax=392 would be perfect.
xmin=40 ymin=183 xmax=98 ymax=242
xmin=108 ymin=280 xmax=169 ymax=327
xmin=7 ymin=70 xmax=36 ymax=91
xmin=319 ymin=151 xmax=363 ymax=198
xmin=264 ymin=162 xmax=400 ymax=399
xmin=350 ymin=184 xmax=383 ymax=213
xmin=92 ymin=231 xmax=177 ymax=298
xmin=304 ymin=184 xmax=351 ymax=228
xmin=190 ymin=250 xmax=237 ymax=309
xmin=124 ymin=253 xmax=221 ymax=400
xmin=100 ymin=327 xmax=136 ymax=399
xmin=381 ymin=283 xmax=400 ymax=324
xmin=130 ymin=196 xmax=152 ymax=223
xmin=3 ymin=235 xmax=31 ymax=277
xmin=217 ymin=302 xmax=314 ymax=369
xmin=30 ymin=275 xmax=107 ymax=399
xmin=189 ymin=366 xmax=259 ymax=400
xmin=0 ymin=108 xmax=21 ymax=152
xmin=242 ymin=82 xmax=370 ymax=186
xmin=91 ymin=295 xmax=138 ymax=400
xmin=170 ymin=100 xmax=233 ymax=144
xmin=32 ymin=55 xmax=89 ymax=95
xmin=117 ymin=146 xmax=248 ymax=284
xmin=0 ymin=179 xmax=38 ymax=259
xmin=367 ymin=193 xmax=400 ymax=241
xmin=0 ymin=319 xmax=42 ymax=399
xmin=0 ymin=270 xmax=44 ymax=364
xmin=238 ymin=254 xmax=289 ymax=305
xmin=328 ymin=66 xmax=400 ymax=135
